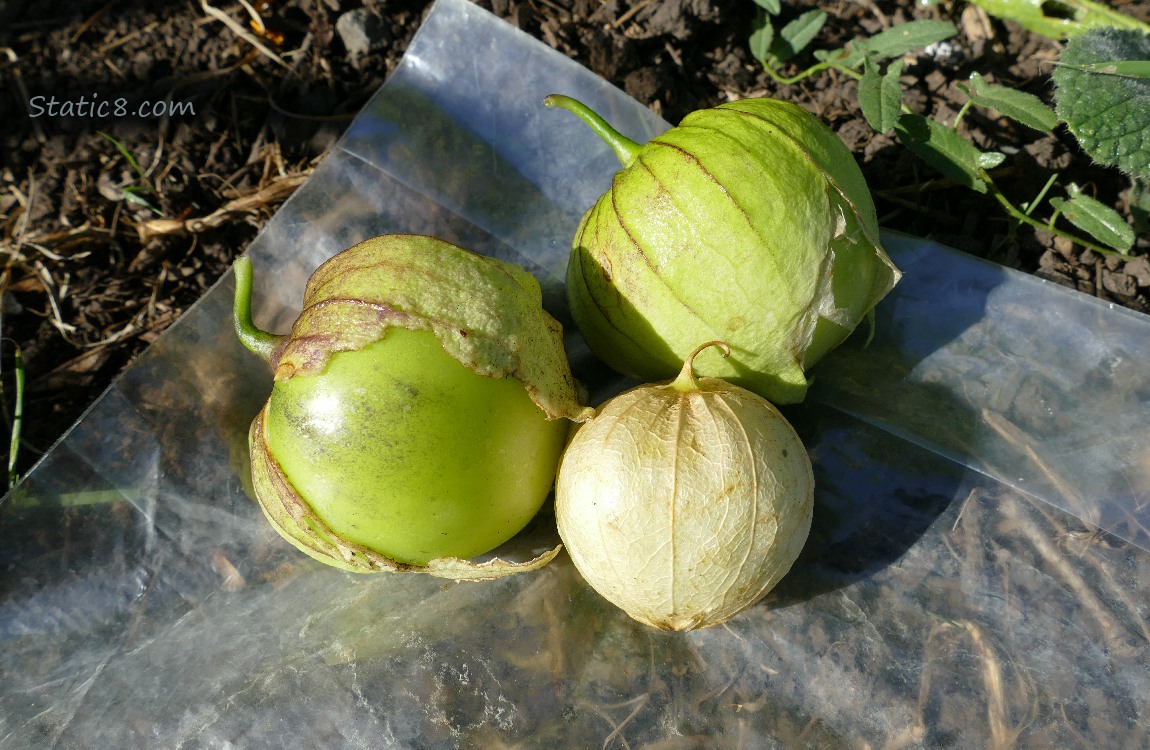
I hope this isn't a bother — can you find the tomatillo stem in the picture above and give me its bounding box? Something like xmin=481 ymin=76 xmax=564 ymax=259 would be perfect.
xmin=233 ymin=255 xmax=283 ymax=363
xmin=670 ymin=341 xmax=730 ymax=393
xmin=543 ymin=94 xmax=644 ymax=166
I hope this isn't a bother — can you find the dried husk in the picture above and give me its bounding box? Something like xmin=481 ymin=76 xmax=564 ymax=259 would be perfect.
xmin=555 ymin=343 xmax=815 ymax=630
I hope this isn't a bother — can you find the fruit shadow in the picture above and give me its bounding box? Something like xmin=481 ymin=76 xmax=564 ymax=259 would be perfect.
xmin=758 ymin=390 xmax=974 ymax=608
xmin=747 ymin=224 xmax=1048 ymax=608
xmin=760 ymin=269 xmax=1010 ymax=607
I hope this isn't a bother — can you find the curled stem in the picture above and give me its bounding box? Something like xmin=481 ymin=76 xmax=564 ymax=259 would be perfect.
xmin=232 ymin=255 xmax=283 ymax=363
xmin=543 ymin=94 xmax=644 ymax=166
xmin=762 ymin=59 xmax=861 ymax=85
xmin=670 ymin=341 xmax=730 ymax=393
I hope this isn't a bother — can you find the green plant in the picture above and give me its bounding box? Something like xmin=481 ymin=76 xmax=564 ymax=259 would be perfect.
xmin=966 ymin=0 xmax=1150 ymax=40
xmin=750 ymin=2 xmax=1147 ymax=257
xmin=1052 ymin=27 xmax=1150 ymax=180
xmin=2 ymin=342 xmax=24 ymax=490
xmin=97 ymin=131 xmax=162 ymax=215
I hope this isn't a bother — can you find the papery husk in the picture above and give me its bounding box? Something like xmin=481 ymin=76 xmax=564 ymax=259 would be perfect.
xmin=565 ymin=97 xmax=901 ymax=404
xmin=274 ymin=234 xmax=593 ymax=423
xmin=555 ymin=345 xmax=814 ymax=629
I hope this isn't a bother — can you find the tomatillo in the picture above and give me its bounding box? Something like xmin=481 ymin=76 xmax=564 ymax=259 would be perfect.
xmin=234 ymin=235 xmax=592 ymax=579
xmin=545 ymin=94 xmax=901 ymax=404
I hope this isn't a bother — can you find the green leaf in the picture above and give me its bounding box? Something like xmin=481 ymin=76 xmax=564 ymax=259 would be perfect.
xmin=770 ymin=9 xmax=827 ymax=61
xmin=1050 ymin=184 xmax=1135 ymax=252
xmin=1053 ymin=60 xmax=1150 ymax=79
xmin=749 ymin=12 xmax=775 ymax=63
xmin=965 ymin=0 xmax=1084 ymax=39
xmin=1131 ymin=176 xmax=1150 ymax=235
xmin=98 ymin=130 xmax=147 ymax=180
xmin=813 ymin=46 xmax=854 ymax=65
xmin=894 ymin=114 xmax=1000 ymax=193
xmin=815 ymin=19 xmax=956 ymax=72
xmin=121 ymin=186 xmax=162 ymax=215
xmin=1053 ymin=28 xmax=1150 ymax=178
xmin=958 ymin=72 xmax=1059 ymax=132
xmin=977 ymin=150 xmax=1007 ymax=169
xmin=966 ymin=0 xmax=1150 ymax=40
xmin=852 ymin=20 xmax=957 ymax=62
xmin=858 ymin=58 xmax=904 ymax=133
xmin=752 ymin=0 xmax=781 ymax=14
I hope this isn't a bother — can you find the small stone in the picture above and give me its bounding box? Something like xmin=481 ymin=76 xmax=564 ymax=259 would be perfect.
xmin=1101 ymin=268 xmax=1137 ymax=297
xmin=924 ymin=69 xmax=948 ymax=92
xmin=1124 ymin=256 xmax=1150 ymax=287
xmin=96 ymin=172 xmax=123 ymax=202
xmin=1052 ymin=235 xmax=1075 ymax=259
xmin=336 ymin=9 xmax=387 ymax=61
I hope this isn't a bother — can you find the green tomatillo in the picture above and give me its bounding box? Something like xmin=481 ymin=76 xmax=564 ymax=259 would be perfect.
xmin=545 ymin=94 xmax=902 ymax=404
xmin=233 ymin=234 xmax=593 ymax=579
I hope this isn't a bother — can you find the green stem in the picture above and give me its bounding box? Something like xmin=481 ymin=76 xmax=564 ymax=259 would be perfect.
xmin=952 ymin=99 xmax=974 ymax=129
xmin=981 ymin=171 xmax=1124 ymax=257
xmin=7 ymin=345 xmax=23 ymax=489
xmin=233 ymin=255 xmax=283 ymax=363
xmin=1024 ymin=173 xmax=1060 ymax=217
xmin=763 ymin=60 xmax=861 ymax=85
xmin=543 ymin=94 xmax=643 ymax=166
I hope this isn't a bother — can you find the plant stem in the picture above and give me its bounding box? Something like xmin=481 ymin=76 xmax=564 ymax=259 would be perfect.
xmin=952 ymin=99 xmax=974 ymax=129
xmin=232 ymin=255 xmax=283 ymax=363
xmin=981 ymin=171 xmax=1124 ymax=257
xmin=543 ymin=94 xmax=644 ymax=166
xmin=7 ymin=345 xmax=23 ymax=489
xmin=669 ymin=341 xmax=730 ymax=393
xmin=762 ymin=60 xmax=861 ymax=85
xmin=1024 ymin=173 xmax=1061 ymax=217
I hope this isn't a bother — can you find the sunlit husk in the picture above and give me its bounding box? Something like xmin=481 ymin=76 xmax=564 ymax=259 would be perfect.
xmin=241 ymin=234 xmax=588 ymax=579
xmin=555 ymin=369 xmax=814 ymax=630
xmin=274 ymin=235 xmax=592 ymax=423
xmin=566 ymin=97 xmax=901 ymax=404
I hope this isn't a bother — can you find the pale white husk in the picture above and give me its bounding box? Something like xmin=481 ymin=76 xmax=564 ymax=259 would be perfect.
xmin=555 ymin=360 xmax=814 ymax=631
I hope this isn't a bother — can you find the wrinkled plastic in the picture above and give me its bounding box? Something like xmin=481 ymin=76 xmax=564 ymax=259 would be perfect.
xmin=1 ymin=0 xmax=1148 ymax=746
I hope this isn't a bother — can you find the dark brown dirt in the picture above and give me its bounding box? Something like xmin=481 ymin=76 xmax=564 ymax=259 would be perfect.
xmin=1 ymin=0 xmax=1148 ymax=481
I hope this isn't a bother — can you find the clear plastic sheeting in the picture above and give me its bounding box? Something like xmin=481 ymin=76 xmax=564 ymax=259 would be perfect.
xmin=1 ymin=0 xmax=1148 ymax=746
xmin=816 ymin=233 xmax=1150 ymax=553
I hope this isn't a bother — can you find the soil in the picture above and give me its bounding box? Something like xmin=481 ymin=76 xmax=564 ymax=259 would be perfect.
xmin=1 ymin=0 xmax=1148 ymax=481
